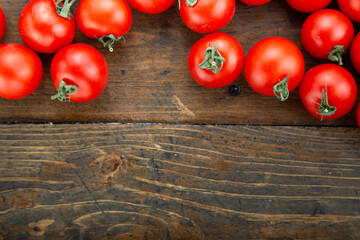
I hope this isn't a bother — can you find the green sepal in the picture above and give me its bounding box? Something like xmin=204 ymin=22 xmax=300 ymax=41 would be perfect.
xmin=51 ymin=80 xmax=78 ymax=102
xmin=199 ymin=45 xmax=225 ymax=74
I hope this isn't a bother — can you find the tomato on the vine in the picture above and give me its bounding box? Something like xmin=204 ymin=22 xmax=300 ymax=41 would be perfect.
xmin=0 ymin=7 xmax=6 ymax=42
xmin=128 ymin=0 xmax=175 ymax=14
xmin=179 ymin=0 xmax=235 ymax=33
xmin=286 ymin=0 xmax=331 ymax=13
xmin=0 ymin=44 xmax=43 ymax=100
xmin=188 ymin=33 xmax=244 ymax=88
xmin=338 ymin=0 xmax=360 ymax=23
xmin=300 ymin=64 xmax=357 ymax=120
xmin=239 ymin=0 xmax=271 ymax=6
xmin=244 ymin=37 xmax=305 ymax=101
xmin=51 ymin=43 xmax=109 ymax=103
xmin=301 ymin=9 xmax=354 ymax=65
xmin=76 ymin=0 xmax=132 ymax=52
xmin=18 ymin=0 xmax=76 ymax=54
xmin=351 ymin=32 xmax=360 ymax=75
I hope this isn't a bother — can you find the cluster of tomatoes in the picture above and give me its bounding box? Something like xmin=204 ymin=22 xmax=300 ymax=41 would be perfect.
xmin=0 ymin=0 xmax=359 ymax=126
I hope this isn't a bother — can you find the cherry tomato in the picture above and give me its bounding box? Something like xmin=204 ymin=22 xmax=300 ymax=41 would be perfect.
xmin=338 ymin=0 xmax=360 ymax=23
xmin=76 ymin=0 xmax=132 ymax=52
xmin=18 ymin=0 xmax=76 ymax=54
xmin=51 ymin=43 xmax=108 ymax=103
xmin=179 ymin=0 xmax=235 ymax=33
xmin=188 ymin=33 xmax=244 ymax=88
xmin=244 ymin=37 xmax=305 ymax=101
xmin=239 ymin=0 xmax=271 ymax=6
xmin=351 ymin=32 xmax=360 ymax=75
xmin=128 ymin=0 xmax=175 ymax=14
xmin=0 ymin=44 xmax=43 ymax=100
xmin=286 ymin=0 xmax=331 ymax=13
xmin=357 ymin=104 xmax=360 ymax=127
xmin=0 ymin=7 xmax=6 ymax=42
xmin=300 ymin=64 xmax=357 ymax=120
xmin=301 ymin=9 xmax=354 ymax=65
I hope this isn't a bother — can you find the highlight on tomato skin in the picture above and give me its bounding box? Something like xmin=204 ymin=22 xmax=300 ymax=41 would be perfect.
xmin=338 ymin=0 xmax=360 ymax=23
xmin=0 ymin=7 xmax=6 ymax=42
xmin=299 ymin=64 xmax=358 ymax=121
xmin=0 ymin=43 xmax=44 ymax=100
xmin=188 ymin=32 xmax=244 ymax=88
xmin=286 ymin=0 xmax=332 ymax=13
xmin=128 ymin=0 xmax=175 ymax=14
xmin=239 ymin=0 xmax=271 ymax=6
xmin=179 ymin=0 xmax=236 ymax=34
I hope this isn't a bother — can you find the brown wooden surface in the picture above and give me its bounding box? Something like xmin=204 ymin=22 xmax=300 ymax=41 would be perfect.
xmin=0 ymin=0 xmax=359 ymax=125
xmin=0 ymin=124 xmax=359 ymax=240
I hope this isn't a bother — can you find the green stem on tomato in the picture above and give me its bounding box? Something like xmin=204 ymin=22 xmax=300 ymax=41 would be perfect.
xmin=199 ymin=45 xmax=225 ymax=74
xmin=55 ymin=0 xmax=77 ymax=19
xmin=51 ymin=80 xmax=78 ymax=102
xmin=328 ymin=45 xmax=345 ymax=66
xmin=178 ymin=0 xmax=197 ymax=9
xmin=273 ymin=76 xmax=290 ymax=101
xmin=98 ymin=34 xmax=125 ymax=52
xmin=313 ymin=84 xmax=336 ymax=120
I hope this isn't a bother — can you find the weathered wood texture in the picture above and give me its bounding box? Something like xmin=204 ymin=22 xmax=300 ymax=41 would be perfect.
xmin=0 ymin=124 xmax=359 ymax=239
xmin=0 ymin=0 xmax=359 ymax=125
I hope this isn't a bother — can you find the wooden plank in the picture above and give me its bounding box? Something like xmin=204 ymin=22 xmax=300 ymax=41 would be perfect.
xmin=0 ymin=0 xmax=358 ymax=125
xmin=0 ymin=124 xmax=359 ymax=239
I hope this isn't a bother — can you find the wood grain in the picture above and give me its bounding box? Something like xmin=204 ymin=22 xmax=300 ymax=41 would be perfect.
xmin=0 ymin=0 xmax=359 ymax=125
xmin=0 ymin=124 xmax=359 ymax=239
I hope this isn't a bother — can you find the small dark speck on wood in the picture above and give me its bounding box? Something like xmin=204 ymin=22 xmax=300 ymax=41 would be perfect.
xmin=227 ymin=84 xmax=241 ymax=97
xmin=160 ymin=71 xmax=171 ymax=76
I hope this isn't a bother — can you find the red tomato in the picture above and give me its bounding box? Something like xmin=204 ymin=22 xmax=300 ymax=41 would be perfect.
xmin=51 ymin=43 xmax=109 ymax=103
xmin=350 ymin=32 xmax=360 ymax=75
xmin=357 ymin=104 xmax=360 ymax=127
xmin=18 ymin=0 xmax=76 ymax=54
xmin=0 ymin=7 xmax=6 ymax=42
xmin=300 ymin=64 xmax=357 ymax=120
xmin=338 ymin=0 xmax=360 ymax=23
xmin=128 ymin=0 xmax=175 ymax=14
xmin=244 ymin=37 xmax=305 ymax=101
xmin=188 ymin=33 xmax=244 ymax=88
xmin=239 ymin=0 xmax=271 ymax=6
xmin=286 ymin=0 xmax=331 ymax=13
xmin=301 ymin=9 xmax=354 ymax=65
xmin=0 ymin=44 xmax=43 ymax=100
xmin=179 ymin=0 xmax=235 ymax=33
xmin=76 ymin=0 xmax=132 ymax=52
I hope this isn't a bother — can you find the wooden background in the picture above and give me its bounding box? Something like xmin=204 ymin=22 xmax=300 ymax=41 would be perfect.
xmin=0 ymin=0 xmax=359 ymax=239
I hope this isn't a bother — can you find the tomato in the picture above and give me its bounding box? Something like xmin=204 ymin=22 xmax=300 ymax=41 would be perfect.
xmin=338 ymin=0 xmax=360 ymax=23
xmin=188 ymin=33 xmax=244 ymax=88
xmin=300 ymin=64 xmax=357 ymax=120
xmin=239 ymin=0 xmax=271 ymax=6
xmin=76 ymin=0 xmax=132 ymax=52
xmin=350 ymin=32 xmax=360 ymax=75
xmin=0 ymin=7 xmax=6 ymax=42
xmin=301 ymin=9 xmax=354 ymax=65
xmin=357 ymin=104 xmax=360 ymax=127
xmin=18 ymin=0 xmax=76 ymax=54
xmin=51 ymin=43 xmax=108 ymax=103
xmin=179 ymin=0 xmax=235 ymax=33
xmin=244 ymin=37 xmax=305 ymax=101
xmin=286 ymin=0 xmax=331 ymax=13
xmin=128 ymin=0 xmax=175 ymax=14
xmin=0 ymin=44 xmax=43 ymax=100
